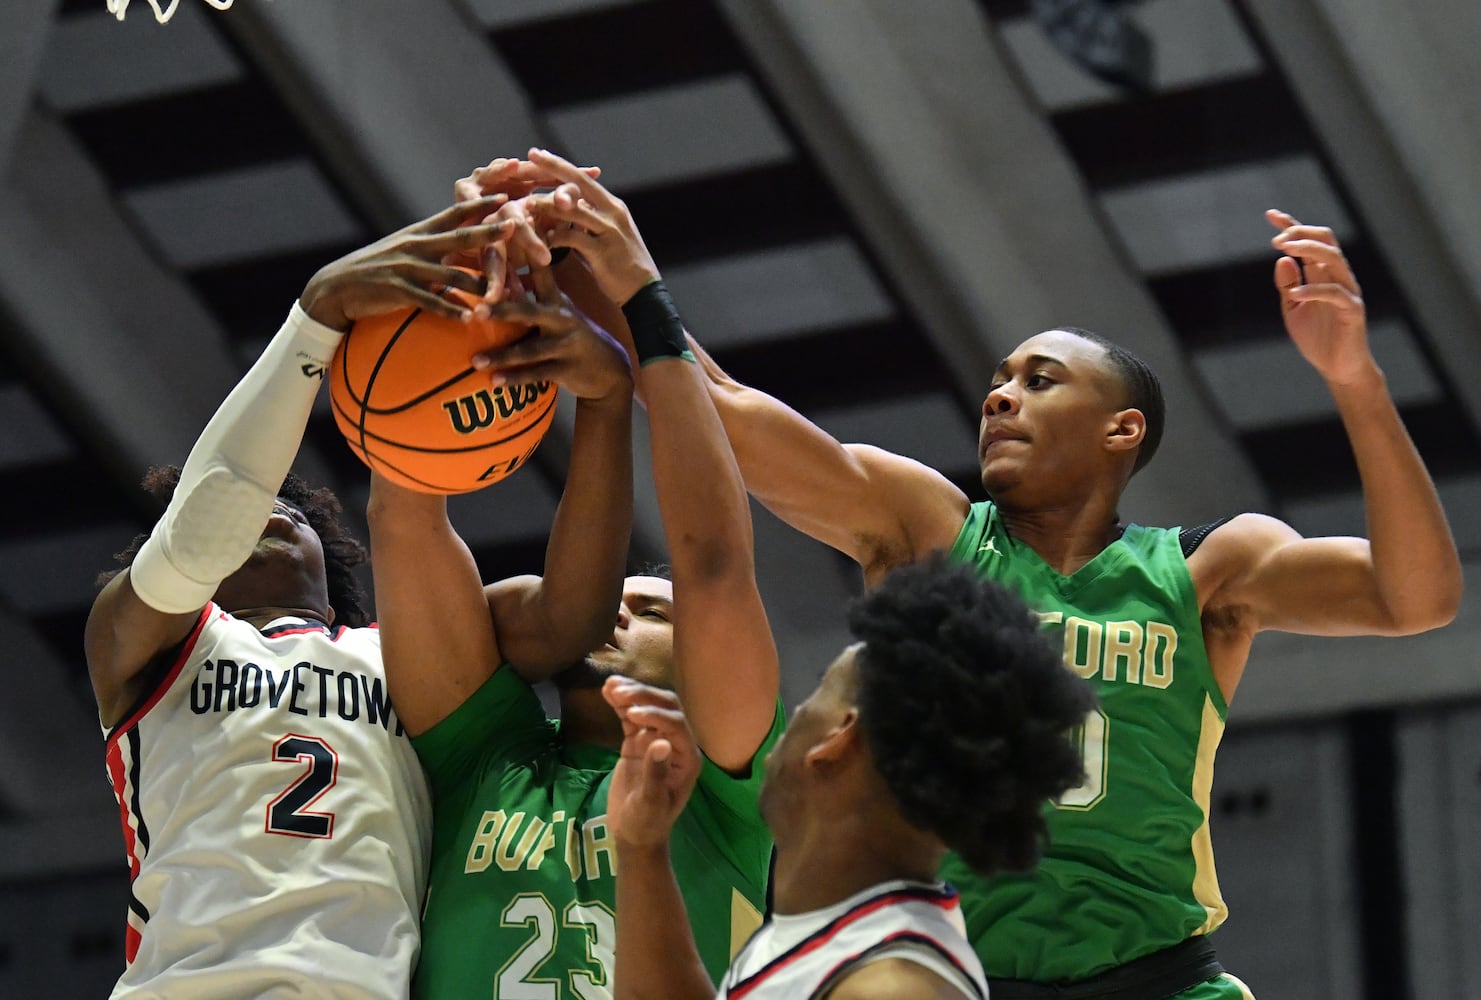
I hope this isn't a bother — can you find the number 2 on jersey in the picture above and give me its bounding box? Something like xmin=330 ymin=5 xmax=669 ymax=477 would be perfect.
xmin=1055 ymin=708 xmax=1109 ymax=810
xmin=266 ymin=734 xmax=339 ymax=838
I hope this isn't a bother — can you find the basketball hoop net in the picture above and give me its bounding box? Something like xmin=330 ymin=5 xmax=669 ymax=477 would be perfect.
xmin=106 ymin=0 xmax=235 ymax=23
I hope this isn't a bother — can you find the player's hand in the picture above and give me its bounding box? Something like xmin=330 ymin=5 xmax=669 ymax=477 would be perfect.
xmin=451 ymin=156 xmax=602 ymax=301
xmin=1268 ymin=209 xmax=1374 ymax=387
xmin=476 ymin=267 xmax=633 ymax=404
xmin=524 ymin=147 xmax=660 ymax=306
xmin=299 ymin=197 xmax=512 ymax=331
xmin=601 ymin=676 xmax=701 ymax=850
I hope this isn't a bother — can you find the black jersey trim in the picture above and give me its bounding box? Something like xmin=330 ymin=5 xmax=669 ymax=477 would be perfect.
xmin=125 ymin=727 xmax=150 ymax=855
xmin=104 ymin=604 xmax=214 ymax=745
xmin=1179 ymin=517 xmax=1234 ymax=558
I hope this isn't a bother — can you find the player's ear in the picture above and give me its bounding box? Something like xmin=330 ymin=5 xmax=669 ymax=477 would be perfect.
xmin=804 ymin=708 xmax=860 ymax=769
xmin=1104 ymin=407 xmax=1146 ymax=457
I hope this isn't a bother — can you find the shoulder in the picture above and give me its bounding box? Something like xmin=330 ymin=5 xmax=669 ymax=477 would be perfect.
xmin=1186 ymin=513 xmax=1302 ymax=608
xmin=826 ymin=958 xmax=974 ymax=1000
xmin=846 ymin=445 xmax=970 ymax=581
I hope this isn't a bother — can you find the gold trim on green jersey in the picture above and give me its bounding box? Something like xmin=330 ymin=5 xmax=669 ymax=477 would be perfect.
xmin=731 ymin=887 xmax=763 ymax=958
xmin=1192 ymin=694 xmax=1229 ymax=935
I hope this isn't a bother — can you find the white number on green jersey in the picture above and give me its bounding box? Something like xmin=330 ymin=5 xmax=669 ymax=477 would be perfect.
xmin=495 ymin=893 xmax=614 ymax=998
xmin=1055 ymin=708 xmax=1109 ymax=810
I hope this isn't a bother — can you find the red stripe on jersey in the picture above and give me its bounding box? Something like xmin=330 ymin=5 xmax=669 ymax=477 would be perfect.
xmin=125 ymin=922 xmax=141 ymax=965
xmin=727 ymin=887 xmax=960 ymax=1000
xmin=105 ymin=738 xmax=140 ymax=882
xmin=814 ymin=930 xmax=985 ymax=1000
xmin=105 ymin=603 xmax=216 ymax=751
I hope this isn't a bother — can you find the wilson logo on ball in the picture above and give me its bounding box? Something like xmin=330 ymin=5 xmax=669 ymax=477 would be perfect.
xmin=443 ymin=383 xmax=554 ymax=435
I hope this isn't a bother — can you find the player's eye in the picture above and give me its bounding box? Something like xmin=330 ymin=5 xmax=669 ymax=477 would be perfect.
xmin=1026 ymin=373 xmax=1053 ymax=389
xmin=638 ymin=609 xmax=669 ymax=622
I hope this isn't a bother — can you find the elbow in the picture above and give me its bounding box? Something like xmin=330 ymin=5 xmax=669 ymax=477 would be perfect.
xmin=1391 ymin=576 xmax=1463 ymax=634
xmin=669 ymin=534 xmax=754 ymax=589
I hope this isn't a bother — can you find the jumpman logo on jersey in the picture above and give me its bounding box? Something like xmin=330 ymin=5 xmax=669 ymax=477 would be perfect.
xmin=977 ymin=537 xmax=1002 ymax=557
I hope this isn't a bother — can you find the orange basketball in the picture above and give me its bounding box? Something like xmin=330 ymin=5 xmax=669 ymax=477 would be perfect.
xmin=329 ymin=284 xmax=558 ymax=495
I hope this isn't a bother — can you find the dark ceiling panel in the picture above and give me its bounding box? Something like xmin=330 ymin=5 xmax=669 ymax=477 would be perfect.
xmin=490 ymin=0 xmax=746 ymax=109
xmin=63 ymin=82 xmax=306 ymax=189
xmin=1239 ymin=398 xmax=1481 ymax=499
xmin=622 ymin=162 xmax=848 ymax=262
xmin=1053 ymin=75 xmax=1309 ymax=190
xmin=1150 ymin=243 xmax=1404 ymax=350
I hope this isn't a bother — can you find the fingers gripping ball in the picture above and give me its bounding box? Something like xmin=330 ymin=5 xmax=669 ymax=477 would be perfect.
xmin=329 ymin=286 xmax=558 ymax=495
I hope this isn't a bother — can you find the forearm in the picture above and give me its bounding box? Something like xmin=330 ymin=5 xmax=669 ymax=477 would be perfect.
xmin=1331 ymin=363 xmax=1461 ymax=627
xmin=512 ymin=391 xmax=634 ymax=671
xmin=642 ymin=356 xmax=756 ymax=585
xmin=132 ymin=303 xmax=341 ymax=612
xmin=633 ymin=288 xmax=781 ymax=769
xmin=687 ymin=334 xmax=905 ymax=564
xmin=367 ymin=475 xmax=500 ymax=735
xmin=614 ymin=843 xmax=715 ymax=1000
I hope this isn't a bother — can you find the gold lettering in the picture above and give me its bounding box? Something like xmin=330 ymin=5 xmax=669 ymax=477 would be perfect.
xmin=494 ymin=811 xmax=528 ymax=870
xmin=1063 ymin=616 xmax=1103 ymax=679
xmin=1103 ymin=620 xmax=1144 ymax=684
xmin=501 ymin=816 xmax=546 ymax=873
xmin=1145 ymin=622 xmax=1176 ymax=689
xmin=564 ymin=816 xmax=582 ymax=880
xmin=527 ymin=810 xmax=562 ymax=870
xmin=583 ymin=815 xmax=616 ymax=880
xmin=464 ymin=810 xmax=506 ymax=874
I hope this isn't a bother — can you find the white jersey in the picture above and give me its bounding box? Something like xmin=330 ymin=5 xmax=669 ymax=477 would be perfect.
xmin=103 ymin=603 xmax=432 ymax=999
xmin=720 ymin=879 xmax=988 ymax=1000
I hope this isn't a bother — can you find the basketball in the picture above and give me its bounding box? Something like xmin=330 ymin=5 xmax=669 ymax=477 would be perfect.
xmin=329 ymin=283 xmax=558 ymax=495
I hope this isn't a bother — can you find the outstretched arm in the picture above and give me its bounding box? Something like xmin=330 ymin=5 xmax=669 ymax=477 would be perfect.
xmin=372 ymin=264 xmax=633 ymax=736
xmin=689 ymin=337 xmax=971 ymax=585
xmin=551 ymin=232 xmax=967 ymax=586
xmin=1197 ymin=213 xmax=1461 ymax=655
xmin=520 ymin=148 xmax=778 ymax=770
xmin=86 ymin=197 xmax=513 ymax=726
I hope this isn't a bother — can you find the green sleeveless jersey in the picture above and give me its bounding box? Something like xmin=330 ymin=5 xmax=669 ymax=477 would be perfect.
xmin=412 ymin=667 xmax=783 ymax=999
xmin=946 ymin=501 xmax=1229 ymax=981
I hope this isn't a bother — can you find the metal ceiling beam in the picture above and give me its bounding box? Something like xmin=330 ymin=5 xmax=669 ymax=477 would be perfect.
xmin=718 ymin=0 xmax=1266 ymax=527
xmin=0 ymin=0 xmax=60 ymax=166
xmin=1242 ymin=0 xmax=1481 ymax=432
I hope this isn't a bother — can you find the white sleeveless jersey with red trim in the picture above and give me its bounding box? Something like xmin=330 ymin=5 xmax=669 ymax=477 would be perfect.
xmin=102 ymin=603 xmax=431 ymax=999
xmin=719 ymin=880 xmax=988 ymax=1000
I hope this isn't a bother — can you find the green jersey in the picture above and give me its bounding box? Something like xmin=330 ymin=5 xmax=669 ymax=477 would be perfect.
xmin=946 ymin=501 xmax=1229 ymax=981
xmin=412 ymin=667 xmax=783 ymax=999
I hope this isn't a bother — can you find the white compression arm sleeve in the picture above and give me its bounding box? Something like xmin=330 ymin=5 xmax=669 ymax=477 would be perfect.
xmin=129 ymin=301 xmax=345 ymax=614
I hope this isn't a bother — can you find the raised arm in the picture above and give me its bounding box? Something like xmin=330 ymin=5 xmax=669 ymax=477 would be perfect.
xmin=550 ymin=225 xmax=967 ymax=585
xmin=372 ymin=264 xmax=634 ymax=736
xmin=689 ymin=336 xmax=970 ymax=584
xmin=1195 ymin=213 xmax=1461 ymax=679
xmin=518 ymin=148 xmax=778 ymax=770
xmin=602 ymin=678 xmax=715 ymax=1000
xmin=85 ymin=198 xmax=512 ymax=727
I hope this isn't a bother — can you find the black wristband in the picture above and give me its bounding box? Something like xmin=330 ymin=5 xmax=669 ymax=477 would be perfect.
xmin=621 ymin=279 xmax=695 ymax=366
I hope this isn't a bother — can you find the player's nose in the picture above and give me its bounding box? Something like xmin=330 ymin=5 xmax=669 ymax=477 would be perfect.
xmin=983 ymin=382 xmax=1020 ymax=417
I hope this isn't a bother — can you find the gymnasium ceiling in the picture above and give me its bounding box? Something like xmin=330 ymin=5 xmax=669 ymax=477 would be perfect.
xmin=1 ymin=0 xmax=1479 ymax=877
